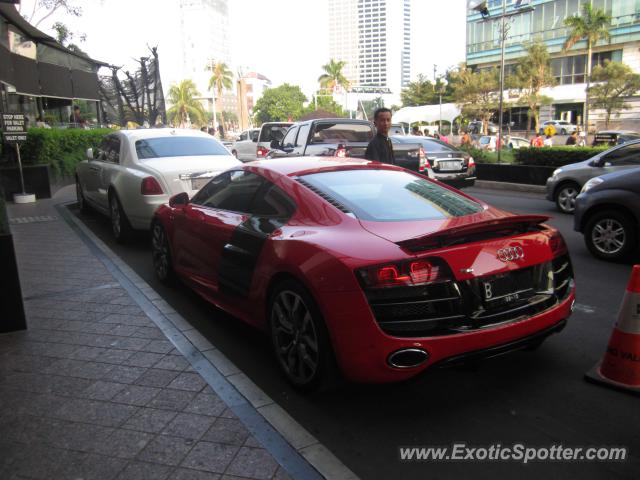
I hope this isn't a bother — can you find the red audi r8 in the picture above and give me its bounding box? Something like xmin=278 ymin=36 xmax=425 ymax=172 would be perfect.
xmin=151 ymin=157 xmax=575 ymax=389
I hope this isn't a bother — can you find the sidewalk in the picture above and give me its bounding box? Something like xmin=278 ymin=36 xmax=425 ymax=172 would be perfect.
xmin=0 ymin=188 xmax=328 ymax=480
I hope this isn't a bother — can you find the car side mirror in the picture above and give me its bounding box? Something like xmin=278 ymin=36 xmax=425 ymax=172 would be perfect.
xmin=169 ymin=192 xmax=189 ymax=208
xmin=270 ymin=139 xmax=280 ymax=149
xmin=86 ymin=148 xmax=94 ymax=160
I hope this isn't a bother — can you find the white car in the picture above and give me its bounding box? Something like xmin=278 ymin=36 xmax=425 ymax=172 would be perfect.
xmin=75 ymin=128 xmax=240 ymax=241
xmin=230 ymin=128 xmax=260 ymax=161
xmin=540 ymin=120 xmax=578 ymax=135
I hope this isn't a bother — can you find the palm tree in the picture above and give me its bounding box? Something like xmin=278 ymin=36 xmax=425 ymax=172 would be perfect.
xmin=206 ymin=61 xmax=233 ymax=130
xmin=563 ymin=3 xmax=612 ymax=132
xmin=318 ymin=59 xmax=350 ymax=93
xmin=166 ymin=79 xmax=205 ymax=127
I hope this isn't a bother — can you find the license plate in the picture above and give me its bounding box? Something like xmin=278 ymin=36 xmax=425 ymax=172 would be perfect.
xmin=438 ymin=161 xmax=461 ymax=171
xmin=481 ymin=270 xmax=533 ymax=304
xmin=191 ymin=177 xmax=210 ymax=190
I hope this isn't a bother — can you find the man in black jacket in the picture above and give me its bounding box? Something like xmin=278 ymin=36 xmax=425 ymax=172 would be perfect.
xmin=365 ymin=108 xmax=395 ymax=164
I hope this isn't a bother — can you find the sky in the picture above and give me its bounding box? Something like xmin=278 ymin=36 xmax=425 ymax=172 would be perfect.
xmin=17 ymin=0 xmax=467 ymax=99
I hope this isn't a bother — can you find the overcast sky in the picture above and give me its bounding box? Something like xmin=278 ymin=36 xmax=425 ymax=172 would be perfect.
xmin=18 ymin=0 xmax=467 ymax=97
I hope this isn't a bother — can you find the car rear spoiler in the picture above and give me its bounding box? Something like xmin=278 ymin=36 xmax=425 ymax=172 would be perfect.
xmin=396 ymin=214 xmax=550 ymax=252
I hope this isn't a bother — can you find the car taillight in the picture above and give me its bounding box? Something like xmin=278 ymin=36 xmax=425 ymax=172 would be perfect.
xmin=418 ymin=147 xmax=431 ymax=172
xmin=548 ymin=230 xmax=568 ymax=256
xmin=141 ymin=176 xmax=164 ymax=195
xmin=468 ymin=156 xmax=475 ymax=168
xmin=257 ymin=146 xmax=268 ymax=157
xmin=357 ymin=259 xmax=450 ymax=289
xmin=335 ymin=143 xmax=348 ymax=158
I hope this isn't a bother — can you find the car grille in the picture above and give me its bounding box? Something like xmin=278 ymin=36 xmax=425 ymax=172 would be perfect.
xmin=365 ymin=255 xmax=574 ymax=338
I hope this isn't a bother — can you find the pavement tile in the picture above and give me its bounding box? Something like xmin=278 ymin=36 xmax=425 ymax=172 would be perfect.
xmin=137 ymin=434 xmax=195 ymax=466
xmin=202 ymin=418 xmax=250 ymax=447
xmin=52 ymin=421 xmax=115 ymax=452
xmin=95 ymin=336 xmax=152 ymax=351
xmin=57 ymin=453 xmax=128 ymax=480
xmin=52 ymin=398 xmax=138 ymax=427
xmin=100 ymin=365 xmax=147 ymax=384
xmin=81 ymin=380 xmax=128 ymax=401
xmin=108 ymin=324 xmax=141 ymax=337
xmin=115 ymin=460 xmax=173 ymax=480
xmin=183 ymin=393 xmax=227 ymax=417
xmin=153 ymin=355 xmax=191 ymax=372
xmin=10 ymin=444 xmax=73 ymax=480
xmin=135 ymin=368 xmax=180 ymax=387
xmin=123 ymin=408 xmax=178 ymax=434
xmin=148 ymin=389 xmax=197 ymax=411
xmin=143 ymin=340 xmax=175 ymax=354
xmin=272 ymin=466 xmax=293 ymax=480
xmin=42 ymin=358 xmax=115 ymax=380
xmin=132 ymin=326 xmax=167 ymax=340
xmin=224 ymin=447 xmax=279 ymax=480
xmin=112 ymin=385 xmax=162 ymax=406
xmin=167 ymin=372 xmax=207 ymax=392
xmin=124 ymin=351 xmax=166 ymax=368
xmin=169 ymin=469 xmax=221 ymax=480
xmin=94 ymin=428 xmax=155 ymax=459
xmin=181 ymin=441 xmax=240 ymax=474
xmin=162 ymin=412 xmax=216 ymax=441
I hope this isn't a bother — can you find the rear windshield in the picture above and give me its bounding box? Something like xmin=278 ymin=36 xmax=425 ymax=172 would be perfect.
xmin=300 ymin=169 xmax=483 ymax=221
xmin=392 ymin=136 xmax=457 ymax=153
xmin=259 ymin=124 xmax=290 ymax=142
xmin=309 ymin=122 xmax=373 ymax=144
xmin=135 ymin=137 xmax=229 ymax=159
xmin=479 ymin=136 xmax=491 ymax=145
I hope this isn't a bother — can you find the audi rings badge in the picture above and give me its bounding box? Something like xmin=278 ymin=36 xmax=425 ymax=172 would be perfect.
xmin=497 ymin=246 xmax=524 ymax=262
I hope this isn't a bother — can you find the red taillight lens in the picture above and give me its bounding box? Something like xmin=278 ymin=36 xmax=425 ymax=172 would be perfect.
xmin=467 ymin=156 xmax=475 ymax=168
xmin=358 ymin=259 xmax=449 ymax=289
xmin=549 ymin=231 xmax=568 ymax=256
xmin=418 ymin=147 xmax=431 ymax=172
xmin=336 ymin=147 xmax=347 ymax=158
xmin=141 ymin=176 xmax=164 ymax=195
xmin=257 ymin=146 xmax=268 ymax=157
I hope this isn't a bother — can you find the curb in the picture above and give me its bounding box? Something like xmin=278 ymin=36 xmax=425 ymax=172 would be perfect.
xmin=472 ymin=180 xmax=546 ymax=194
xmin=56 ymin=201 xmax=359 ymax=480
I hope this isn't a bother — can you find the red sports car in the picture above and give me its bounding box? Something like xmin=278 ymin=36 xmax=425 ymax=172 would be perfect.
xmin=151 ymin=157 xmax=575 ymax=389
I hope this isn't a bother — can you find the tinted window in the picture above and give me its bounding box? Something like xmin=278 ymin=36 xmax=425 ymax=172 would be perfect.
xmin=281 ymin=126 xmax=298 ymax=148
xmin=604 ymin=142 xmax=640 ymax=165
xmin=300 ymin=169 xmax=482 ymax=221
xmin=392 ymin=136 xmax=457 ymax=153
xmin=239 ymin=131 xmax=248 ymax=141
xmin=309 ymin=122 xmax=373 ymax=144
xmin=191 ymin=171 xmax=264 ymax=213
xmin=258 ymin=124 xmax=290 ymax=142
xmin=296 ymin=124 xmax=311 ymax=147
xmin=104 ymin=136 xmax=120 ymax=163
xmin=250 ymin=130 xmax=259 ymax=142
xmin=250 ymin=184 xmax=296 ymax=217
xmin=135 ymin=137 xmax=229 ymax=159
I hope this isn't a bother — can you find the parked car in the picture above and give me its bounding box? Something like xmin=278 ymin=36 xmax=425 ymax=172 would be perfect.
xmin=151 ymin=156 xmax=575 ymax=389
xmin=267 ymin=118 xmax=433 ymax=177
xmin=480 ymin=135 xmax=530 ymax=151
xmin=592 ymin=130 xmax=640 ymax=147
xmin=574 ymin=167 xmax=640 ymax=261
xmin=231 ymin=128 xmax=260 ymax=161
xmin=255 ymin=122 xmax=292 ymax=160
xmin=545 ymin=139 xmax=640 ymax=213
xmin=389 ymin=123 xmax=406 ymax=135
xmin=76 ymin=129 xmax=240 ymax=242
xmin=391 ymin=135 xmax=475 ymax=188
xmin=507 ymin=136 xmax=531 ymax=149
xmin=468 ymin=121 xmax=498 ymax=135
xmin=540 ymin=120 xmax=578 ymax=135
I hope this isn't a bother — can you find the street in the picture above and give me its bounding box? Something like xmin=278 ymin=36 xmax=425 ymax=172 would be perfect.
xmin=70 ymin=186 xmax=639 ymax=480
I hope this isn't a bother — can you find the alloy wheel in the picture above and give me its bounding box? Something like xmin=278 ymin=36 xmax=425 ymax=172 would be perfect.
xmin=110 ymin=196 xmax=121 ymax=238
xmin=591 ymin=218 xmax=626 ymax=255
xmin=76 ymin=180 xmax=85 ymax=211
xmin=271 ymin=290 xmax=320 ymax=386
xmin=557 ymin=186 xmax=578 ymax=213
xmin=152 ymin=223 xmax=170 ymax=280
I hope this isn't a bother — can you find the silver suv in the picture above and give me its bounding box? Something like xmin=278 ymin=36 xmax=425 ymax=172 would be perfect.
xmin=545 ymin=140 xmax=640 ymax=213
xmin=540 ymin=120 xmax=577 ymax=135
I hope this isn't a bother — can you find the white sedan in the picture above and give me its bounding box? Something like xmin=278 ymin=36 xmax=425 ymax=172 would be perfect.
xmin=76 ymin=128 xmax=240 ymax=241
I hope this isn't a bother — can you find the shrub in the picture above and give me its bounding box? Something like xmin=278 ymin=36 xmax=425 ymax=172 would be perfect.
xmin=19 ymin=128 xmax=113 ymax=178
xmin=514 ymin=146 xmax=608 ymax=167
xmin=459 ymin=146 xmax=515 ymax=164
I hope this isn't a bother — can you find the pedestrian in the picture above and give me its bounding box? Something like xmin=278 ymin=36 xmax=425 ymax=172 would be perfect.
xmin=218 ymin=123 xmax=225 ymax=139
xmin=530 ymin=132 xmax=544 ymax=147
xmin=460 ymin=130 xmax=472 ymax=147
xmin=364 ymin=107 xmax=395 ymax=165
xmin=412 ymin=125 xmax=422 ymax=136
xmin=544 ymin=134 xmax=554 ymax=147
xmin=577 ymin=128 xmax=587 ymax=147
xmin=69 ymin=105 xmax=85 ymax=127
xmin=208 ymin=127 xmax=216 ymax=136
xmin=565 ymin=131 xmax=578 ymax=146
xmin=200 ymin=126 xmax=208 ymax=132
xmin=439 ymin=132 xmax=449 ymax=144
xmin=424 ymin=129 xmax=430 ymax=137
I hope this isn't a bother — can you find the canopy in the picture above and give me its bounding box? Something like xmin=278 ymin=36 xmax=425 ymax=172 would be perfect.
xmin=393 ymin=103 xmax=461 ymax=124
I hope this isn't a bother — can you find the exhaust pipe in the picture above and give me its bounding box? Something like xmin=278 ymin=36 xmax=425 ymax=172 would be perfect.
xmin=388 ymin=348 xmax=429 ymax=369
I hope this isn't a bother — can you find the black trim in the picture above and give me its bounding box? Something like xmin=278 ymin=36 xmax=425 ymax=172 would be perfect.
xmin=38 ymin=61 xmax=72 ymax=98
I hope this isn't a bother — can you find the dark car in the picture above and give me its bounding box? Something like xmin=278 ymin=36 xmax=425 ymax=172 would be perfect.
xmin=592 ymin=130 xmax=640 ymax=147
xmin=391 ymin=135 xmax=476 ymax=188
xmin=574 ymin=167 xmax=640 ymax=261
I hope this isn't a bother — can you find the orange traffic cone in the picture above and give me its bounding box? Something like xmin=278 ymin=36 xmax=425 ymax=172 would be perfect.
xmin=585 ymin=265 xmax=640 ymax=395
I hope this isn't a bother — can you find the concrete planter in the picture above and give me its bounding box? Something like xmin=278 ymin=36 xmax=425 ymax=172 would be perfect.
xmin=0 ymin=164 xmax=74 ymax=201
xmin=475 ymin=163 xmax=555 ymax=186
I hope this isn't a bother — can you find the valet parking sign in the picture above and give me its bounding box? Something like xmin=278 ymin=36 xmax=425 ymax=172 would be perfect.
xmin=1 ymin=114 xmax=27 ymax=143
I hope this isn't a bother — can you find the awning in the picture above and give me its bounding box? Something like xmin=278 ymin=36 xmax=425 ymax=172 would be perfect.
xmin=71 ymin=70 xmax=100 ymax=100
xmin=393 ymin=103 xmax=462 ymax=124
xmin=38 ymin=62 xmax=73 ymax=98
xmin=0 ymin=46 xmax=14 ymax=86
xmin=11 ymin=52 xmax=39 ymax=95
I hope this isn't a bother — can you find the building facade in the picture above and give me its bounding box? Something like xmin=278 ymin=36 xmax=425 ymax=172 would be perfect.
xmin=328 ymin=0 xmax=411 ymax=101
xmin=466 ymin=0 xmax=640 ymax=130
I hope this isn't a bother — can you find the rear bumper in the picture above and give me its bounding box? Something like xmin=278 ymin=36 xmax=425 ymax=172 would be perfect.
xmin=435 ymin=172 xmax=476 ymax=186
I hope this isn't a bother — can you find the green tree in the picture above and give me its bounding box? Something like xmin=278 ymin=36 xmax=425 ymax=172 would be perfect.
xmin=318 ymin=59 xmax=350 ymax=93
xmin=508 ymin=42 xmax=556 ymax=133
xmin=400 ymin=74 xmax=436 ymax=107
xmin=51 ymin=21 xmax=86 ymax=55
xmin=589 ymin=60 xmax=640 ymax=128
xmin=451 ymin=66 xmax=499 ymax=135
xmin=253 ymin=84 xmax=307 ymax=123
xmin=563 ymin=3 xmax=612 ymax=131
xmin=304 ymin=95 xmax=345 ymax=117
xmin=166 ymin=79 xmax=206 ymax=127
xmin=206 ymin=61 xmax=234 ymax=110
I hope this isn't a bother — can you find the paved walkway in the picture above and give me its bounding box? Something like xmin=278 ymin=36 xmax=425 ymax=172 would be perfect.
xmin=0 ymin=189 xmax=316 ymax=480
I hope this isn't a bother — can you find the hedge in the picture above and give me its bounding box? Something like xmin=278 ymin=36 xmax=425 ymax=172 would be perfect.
xmin=513 ymin=146 xmax=608 ymax=167
xmin=18 ymin=128 xmax=113 ymax=178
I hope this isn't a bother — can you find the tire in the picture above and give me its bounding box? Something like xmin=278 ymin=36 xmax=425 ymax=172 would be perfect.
xmin=268 ymin=279 xmax=337 ymax=391
xmin=151 ymin=221 xmax=176 ymax=285
xmin=109 ymin=191 xmax=133 ymax=243
xmin=584 ymin=210 xmax=637 ymax=261
xmin=76 ymin=177 xmax=89 ymax=213
xmin=554 ymin=182 xmax=580 ymax=214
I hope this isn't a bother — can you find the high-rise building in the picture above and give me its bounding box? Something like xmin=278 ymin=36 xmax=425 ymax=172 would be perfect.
xmin=466 ymin=0 xmax=640 ymax=130
xmin=328 ymin=0 xmax=411 ymax=96
xmin=178 ymin=0 xmax=232 ymax=97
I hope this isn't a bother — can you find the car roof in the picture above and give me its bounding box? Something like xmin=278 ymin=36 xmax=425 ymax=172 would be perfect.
xmin=597 ymin=130 xmax=639 ymax=134
xmin=247 ymin=156 xmax=402 ymax=177
xmin=115 ymin=128 xmax=212 ymax=142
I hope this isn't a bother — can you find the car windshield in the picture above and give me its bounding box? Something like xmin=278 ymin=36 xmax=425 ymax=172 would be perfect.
xmin=309 ymin=123 xmax=373 ymax=143
xmin=479 ymin=136 xmax=491 ymax=145
xmin=300 ymin=169 xmax=482 ymax=221
xmin=559 ymin=121 xmax=569 ymax=125
xmin=392 ymin=136 xmax=457 ymax=152
xmin=259 ymin=124 xmax=290 ymax=142
xmin=135 ymin=137 xmax=229 ymax=159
